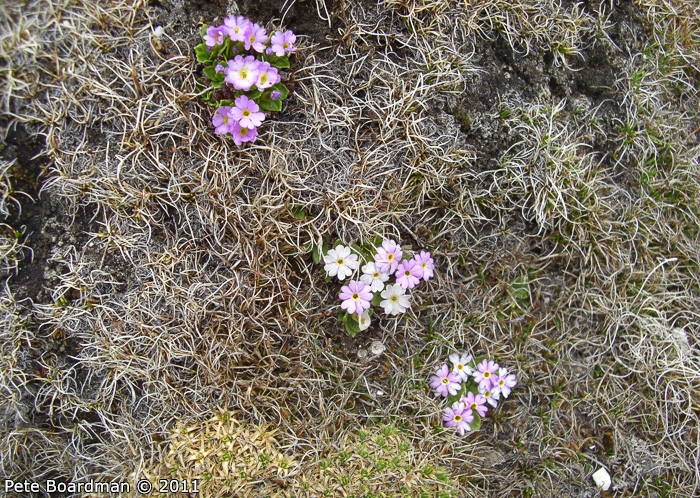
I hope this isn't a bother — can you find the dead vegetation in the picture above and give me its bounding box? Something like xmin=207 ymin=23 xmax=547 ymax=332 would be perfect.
xmin=1 ymin=0 xmax=699 ymax=496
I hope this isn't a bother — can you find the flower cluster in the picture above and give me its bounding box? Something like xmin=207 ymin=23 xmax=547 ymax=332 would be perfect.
xmin=195 ymin=16 xmax=297 ymax=143
xmin=316 ymin=238 xmax=434 ymax=337
xmin=430 ymin=354 xmax=517 ymax=435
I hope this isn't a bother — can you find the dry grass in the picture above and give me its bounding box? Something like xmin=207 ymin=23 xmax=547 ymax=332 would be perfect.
xmin=0 ymin=0 xmax=699 ymax=496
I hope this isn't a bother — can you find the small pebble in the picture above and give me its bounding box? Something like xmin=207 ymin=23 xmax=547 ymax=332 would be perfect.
xmin=592 ymin=467 xmax=611 ymax=491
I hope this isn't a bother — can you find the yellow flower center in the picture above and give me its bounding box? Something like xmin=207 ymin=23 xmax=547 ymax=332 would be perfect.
xmin=387 ymin=254 xmax=394 ymax=262
xmin=223 ymin=116 xmax=229 ymax=125
xmin=471 ymin=403 xmax=477 ymax=410
xmin=283 ymin=43 xmax=289 ymax=49
xmin=454 ymin=415 xmax=462 ymax=422
xmin=457 ymin=364 xmax=463 ymax=371
xmin=242 ymin=109 xmax=250 ymax=117
xmin=441 ymin=378 xmax=449 ymax=385
xmin=259 ymin=73 xmax=268 ymax=85
xmin=239 ymin=69 xmax=248 ymax=79
xmin=373 ymin=272 xmax=380 ymax=278
xmin=240 ymin=128 xmax=248 ymax=136
xmin=484 ymin=371 xmax=491 ymax=379
xmin=391 ymin=296 xmax=398 ymax=302
xmin=337 ymin=259 xmax=344 ymax=265
xmin=404 ymin=270 xmax=411 ymax=277
xmin=352 ymin=293 xmax=359 ymax=300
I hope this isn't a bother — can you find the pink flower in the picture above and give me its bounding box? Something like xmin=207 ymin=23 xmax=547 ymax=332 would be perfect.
xmin=443 ymin=402 xmax=473 ymax=436
xmin=231 ymin=95 xmax=265 ymax=129
xmin=429 ymin=364 xmax=461 ymax=397
xmin=339 ymin=280 xmax=372 ymax=315
xmin=473 ymin=359 xmax=499 ymax=391
xmin=244 ymin=23 xmax=268 ymax=53
xmin=494 ymin=368 xmax=517 ymax=398
xmin=460 ymin=391 xmax=488 ymax=417
xmin=374 ymin=239 xmax=402 ymax=274
xmin=225 ymin=55 xmax=261 ymax=91
xmin=212 ymin=106 xmax=234 ymax=135
xmin=255 ymin=61 xmax=280 ymax=91
xmin=395 ymin=258 xmax=423 ymax=289
xmin=413 ymin=250 xmax=434 ymax=281
xmin=204 ymin=25 xmax=227 ymax=47
xmin=270 ymin=30 xmax=297 ymax=56
xmin=223 ymin=15 xmax=251 ymax=43
xmin=230 ymin=122 xmax=257 ymax=145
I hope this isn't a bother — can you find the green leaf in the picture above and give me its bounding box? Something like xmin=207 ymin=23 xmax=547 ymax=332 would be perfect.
xmin=244 ymin=88 xmax=262 ymax=101
xmin=263 ymin=54 xmax=290 ymax=69
xmin=343 ymin=312 xmax=361 ymax=338
xmin=470 ymin=413 xmax=482 ymax=431
xmin=371 ymin=293 xmax=382 ymax=307
xmin=350 ymin=243 xmax=364 ymax=258
xmin=203 ymin=65 xmax=218 ymax=80
xmin=292 ymin=209 xmax=308 ymax=220
xmin=269 ymin=82 xmax=290 ymax=100
xmin=312 ymin=242 xmax=323 ymax=264
xmin=510 ymin=275 xmax=530 ymax=303
xmin=201 ymin=24 xmax=208 ymax=39
xmin=195 ymin=43 xmax=211 ymax=63
xmin=223 ymin=40 xmax=245 ymax=60
xmin=209 ymin=38 xmax=227 ymax=59
xmin=258 ymin=98 xmax=282 ymax=112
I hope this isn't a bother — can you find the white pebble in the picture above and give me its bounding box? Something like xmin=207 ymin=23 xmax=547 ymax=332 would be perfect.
xmin=592 ymin=467 xmax=611 ymax=491
xmin=153 ymin=26 xmax=165 ymax=39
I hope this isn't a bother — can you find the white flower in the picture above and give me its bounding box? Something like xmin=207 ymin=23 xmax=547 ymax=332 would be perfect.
xmin=479 ymin=384 xmax=501 ymax=408
xmin=449 ymin=353 xmax=473 ymax=381
xmin=360 ymin=262 xmax=390 ymax=292
xmin=323 ymin=245 xmax=359 ymax=280
xmin=379 ymin=284 xmax=411 ymax=315
xmin=370 ymin=340 xmax=385 ymax=355
xmin=358 ymin=310 xmax=371 ymax=331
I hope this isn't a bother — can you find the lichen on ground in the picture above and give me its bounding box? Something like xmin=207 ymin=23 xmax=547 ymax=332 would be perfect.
xmin=1 ymin=0 xmax=699 ymax=496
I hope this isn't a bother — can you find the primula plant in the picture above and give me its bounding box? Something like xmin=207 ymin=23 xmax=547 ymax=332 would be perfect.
xmin=311 ymin=237 xmax=434 ymax=337
xmin=194 ymin=16 xmax=296 ymax=144
xmin=430 ymin=354 xmax=517 ymax=435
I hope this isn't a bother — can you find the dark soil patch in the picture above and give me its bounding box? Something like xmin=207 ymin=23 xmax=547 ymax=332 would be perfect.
xmin=1 ymin=123 xmax=94 ymax=306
